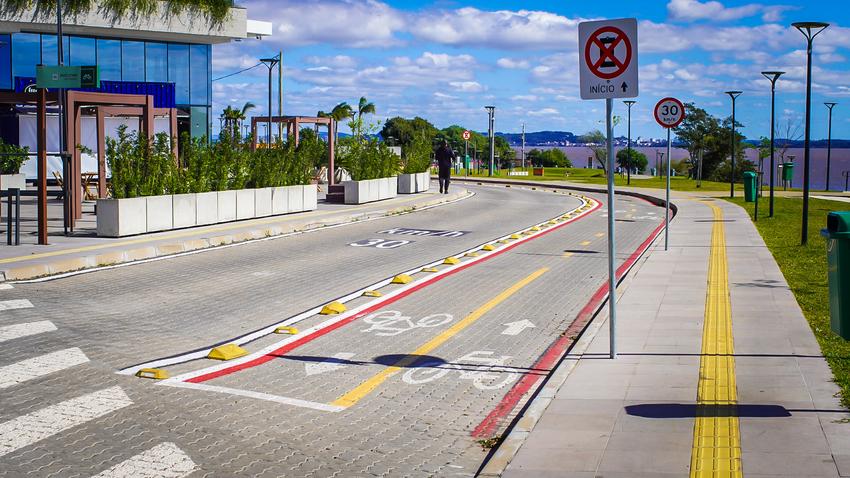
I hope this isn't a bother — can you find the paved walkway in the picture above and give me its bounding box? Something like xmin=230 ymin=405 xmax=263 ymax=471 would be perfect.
xmin=475 ymin=186 xmax=849 ymax=477
xmin=0 ymin=186 xmax=468 ymax=280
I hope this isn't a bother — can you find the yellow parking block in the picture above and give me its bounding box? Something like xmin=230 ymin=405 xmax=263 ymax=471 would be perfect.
xmin=421 ymin=267 xmax=439 ymax=273
xmin=391 ymin=274 xmax=413 ymax=284
xmin=482 ymin=244 xmax=496 ymax=251
xmin=207 ymin=344 xmax=248 ymax=361
xmin=363 ymin=290 xmax=382 ymax=297
xmin=320 ymin=301 xmax=347 ymax=315
xmin=465 ymin=252 xmax=480 ymax=257
xmin=136 ymin=368 xmax=169 ymax=380
xmin=443 ymin=257 xmax=460 ymax=265
xmin=274 ymin=326 xmax=299 ymax=335
xmin=510 ymin=234 xmax=521 ymax=240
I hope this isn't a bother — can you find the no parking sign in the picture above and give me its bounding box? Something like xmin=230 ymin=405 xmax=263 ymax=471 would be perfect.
xmin=579 ymin=18 xmax=639 ymax=100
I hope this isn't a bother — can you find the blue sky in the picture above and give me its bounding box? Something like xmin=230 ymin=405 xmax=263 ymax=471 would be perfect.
xmin=213 ymin=0 xmax=850 ymax=141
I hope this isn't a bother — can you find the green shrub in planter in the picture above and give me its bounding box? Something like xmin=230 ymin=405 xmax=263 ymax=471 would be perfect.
xmin=106 ymin=125 xmax=177 ymax=199
xmin=0 ymin=138 xmax=29 ymax=175
xmin=337 ymin=137 xmax=401 ymax=181
xmin=401 ymin=133 xmax=431 ymax=174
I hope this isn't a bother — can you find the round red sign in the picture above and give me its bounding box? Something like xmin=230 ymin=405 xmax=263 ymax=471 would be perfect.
xmin=654 ymin=97 xmax=685 ymax=129
xmin=462 ymin=130 xmax=471 ymax=141
xmin=584 ymin=26 xmax=633 ymax=80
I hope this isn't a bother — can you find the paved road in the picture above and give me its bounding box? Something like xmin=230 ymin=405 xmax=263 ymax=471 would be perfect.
xmin=0 ymin=184 xmax=663 ymax=477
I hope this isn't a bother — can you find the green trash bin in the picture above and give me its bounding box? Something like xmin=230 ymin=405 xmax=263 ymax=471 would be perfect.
xmin=822 ymin=211 xmax=850 ymax=339
xmin=743 ymin=171 xmax=757 ymax=202
xmin=782 ymin=162 xmax=794 ymax=182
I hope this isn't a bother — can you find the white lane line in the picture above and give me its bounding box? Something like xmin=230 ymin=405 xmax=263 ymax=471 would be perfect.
xmin=0 ymin=321 xmax=57 ymax=342
xmin=0 ymin=284 xmax=13 ymax=290
xmin=91 ymin=442 xmax=197 ymax=478
xmin=120 ymin=197 xmax=595 ymax=377
xmin=0 ymin=299 xmax=33 ymax=312
xmin=163 ymin=382 xmax=345 ymax=413
xmin=0 ymin=348 xmax=90 ymax=389
xmin=0 ymin=386 xmax=133 ymax=457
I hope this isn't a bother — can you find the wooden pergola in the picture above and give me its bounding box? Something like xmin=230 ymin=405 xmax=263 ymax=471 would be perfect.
xmin=250 ymin=115 xmax=336 ymax=185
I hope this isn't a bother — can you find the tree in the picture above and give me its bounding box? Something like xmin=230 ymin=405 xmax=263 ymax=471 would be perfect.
xmin=221 ymin=101 xmax=254 ymax=143
xmin=329 ymin=102 xmax=354 ymax=144
xmin=616 ymin=148 xmax=648 ymax=174
xmin=527 ymin=148 xmax=571 ymax=168
xmin=3 ymin=0 xmax=234 ymax=26
xmin=351 ymin=96 xmax=376 ymax=139
xmin=381 ymin=117 xmax=438 ymax=150
xmin=582 ymin=130 xmax=608 ymax=173
xmin=674 ymin=103 xmax=747 ymax=181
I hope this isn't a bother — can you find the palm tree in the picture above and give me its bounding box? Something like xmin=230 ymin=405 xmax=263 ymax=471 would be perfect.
xmin=316 ymin=110 xmax=329 ymax=135
xmin=355 ymin=96 xmax=376 ymax=139
xmin=221 ymin=102 xmax=255 ymax=142
xmin=330 ymin=102 xmax=354 ymax=144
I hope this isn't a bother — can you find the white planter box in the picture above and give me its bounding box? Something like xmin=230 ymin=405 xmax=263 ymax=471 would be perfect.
xmin=255 ymin=187 xmax=273 ymax=217
xmin=398 ymin=172 xmax=430 ymax=194
xmin=416 ymin=171 xmax=430 ymax=192
xmin=388 ymin=176 xmax=399 ymax=196
xmin=287 ymin=185 xmax=303 ymax=213
xmin=196 ymin=191 xmax=218 ymax=226
xmin=146 ymin=195 xmax=173 ymax=232
xmin=172 ymin=193 xmax=197 ymax=229
xmin=343 ymin=177 xmax=398 ymax=204
xmin=236 ymin=189 xmax=255 ymax=220
xmin=271 ymin=186 xmax=289 ymax=215
xmin=0 ymin=173 xmax=27 ymax=191
xmin=302 ymin=184 xmax=317 ymax=211
xmin=217 ymin=190 xmax=237 ymax=222
xmin=96 ymin=197 xmax=146 ymax=237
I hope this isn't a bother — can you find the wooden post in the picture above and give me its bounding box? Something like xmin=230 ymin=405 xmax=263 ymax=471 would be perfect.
xmin=37 ymin=89 xmax=48 ymax=245
xmin=96 ymin=106 xmax=106 ymax=198
xmin=143 ymin=95 xmax=155 ymax=139
xmin=328 ymin=120 xmax=335 ymax=186
xmin=294 ymin=118 xmax=300 ymax=146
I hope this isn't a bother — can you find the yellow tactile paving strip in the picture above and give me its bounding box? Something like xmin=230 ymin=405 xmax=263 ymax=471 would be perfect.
xmin=690 ymin=202 xmax=742 ymax=478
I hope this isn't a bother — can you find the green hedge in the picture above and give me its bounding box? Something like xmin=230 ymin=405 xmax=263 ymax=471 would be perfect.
xmin=337 ymin=137 xmax=401 ymax=181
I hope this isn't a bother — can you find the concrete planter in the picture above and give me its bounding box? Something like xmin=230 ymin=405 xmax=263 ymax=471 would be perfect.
xmin=217 ymin=190 xmax=237 ymax=223
xmin=172 ymin=193 xmax=197 ymax=229
xmin=145 ymin=195 xmax=173 ymax=233
xmin=0 ymin=173 xmax=27 ymax=191
xmin=96 ymin=197 xmax=147 ymax=237
xmin=236 ymin=189 xmax=256 ymax=220
xmin=254 ymin=187 xmax=273 ymax=218
xmin=343 ymin=177 xmax=398 ymax=204
xmin=196 ymin=192 xmax=218 ymax=226
xmin=96 ymin=185 xmax=316 ymax=237
xmin=398 ymin=172 xmax=430 ymax=194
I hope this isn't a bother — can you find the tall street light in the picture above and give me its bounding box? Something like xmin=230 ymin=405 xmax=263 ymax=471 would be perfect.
xmin=624 ymin=100 xmax=636 ymax=185
xmin=793 ymin=21 xmax=829 ymax=245
xmin=725 ymin=91 xmax=743 ymax=198
xmin=825 ymin=102 xmax=837 ymax=191
xmin=485 ymin=106 xmax=496 ymax=176
xmin=762 ymin=71 xmax=784 ymax=217
xmin=260 ymin=56 xmax=280 ymax=146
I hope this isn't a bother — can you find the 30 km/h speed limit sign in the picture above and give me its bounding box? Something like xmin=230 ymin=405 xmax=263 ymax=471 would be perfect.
xmin=654 ymin=97 xmax=685 ymax=129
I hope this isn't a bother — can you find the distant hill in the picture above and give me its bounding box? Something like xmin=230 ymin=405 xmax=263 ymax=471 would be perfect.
xmin=497 ymin=130 xmax=580 ymax=145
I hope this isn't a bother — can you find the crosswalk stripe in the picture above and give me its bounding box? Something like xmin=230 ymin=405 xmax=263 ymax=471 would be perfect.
xmin=0 ymin=299 xmax=33 ymax=311
xmin=0 ymin=386 xmax=132 ymax=457
xmin=91 ymin=442 xmax=197 ymax=478
xmin=0 ymin=321 xmax=57 ymax=342
xmin=0 ymin=348 xmax=90 ymax=389
xmin=0 ymin=284 xmax=13 ymax=290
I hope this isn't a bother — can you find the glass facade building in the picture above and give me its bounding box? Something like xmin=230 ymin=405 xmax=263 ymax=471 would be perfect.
xmin=0 ymin=32 xmax=211 ymax=139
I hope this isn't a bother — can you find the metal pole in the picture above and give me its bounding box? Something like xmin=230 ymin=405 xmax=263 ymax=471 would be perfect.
xmin=56 ymin=0 xmax=69 ymax=235
xmin=665 ymin=127 xmax=671 ymax=251
xmin=826 ymin=102 xmax=836 ymax=191
xmin=761 ymin=72 xmax=784 ymax=217
xmin=268 ymin=67 xmax=273 ymax=145
xmin=465 ymin=140 xmax=468 ymax=177
xmin=486 ymin=106 xmax=495 ymax=176
xmin=37 ymin=88 xmax=48 ymax=245
xmin=14 ymin=188 xmax=20 ymax=246
xmin=521 ymin=122 xmax=526 ymax=170
xmin=6 ymin=191 xmax=12 ymax=245
xmin=606 ymin=97 xmax=617 ymax=360
xmin=624 ymin=101 xmax=635 ymax=185
xmin=278 ymin=50 xmax=283 ymax=142
xmin=731 ymin=97 xmax=735 ymax=198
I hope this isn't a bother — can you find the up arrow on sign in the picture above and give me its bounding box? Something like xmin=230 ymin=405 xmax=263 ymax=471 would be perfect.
xmin=501 ymin=320 xmax=536 ymax=336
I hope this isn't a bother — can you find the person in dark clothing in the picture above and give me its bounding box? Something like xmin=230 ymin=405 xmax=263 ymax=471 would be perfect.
xmin=435 ymin=140 xmax=455 ymax=194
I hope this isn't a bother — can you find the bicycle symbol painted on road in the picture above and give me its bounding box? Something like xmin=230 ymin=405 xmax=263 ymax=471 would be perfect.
xmin=402 ymin=351 xmax=519 ymax=390
xmin=361 ymin=311 xmax=454 ymax=337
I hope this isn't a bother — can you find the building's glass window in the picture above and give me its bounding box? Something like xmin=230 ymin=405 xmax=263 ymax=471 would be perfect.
xmin=189 ymin=44 xmax=209 ymax=105
xmin=0 ymin=34 xmax=10 ymax=90
xmin=40 ymin=34 xmax=69 ymax=66
xmin=145 ymin=42 xmax=167 ymax=82
xmin=97 ymin=39 xmax=121 ymax=81
xmin=190 ymin=106 xmax=208 ymax=139
xmin=69 ymin=36 xmax=95 ymax=66
xmin=168 ymin=43 xmax=189 ymax=104
xmin=11 ymin=33 xmax=40 ymax=80
xmin=121 ymin=41 xmax=145 ymax=82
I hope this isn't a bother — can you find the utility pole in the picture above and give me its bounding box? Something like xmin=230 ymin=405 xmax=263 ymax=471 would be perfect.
xmin=486 ymin=106 xmax=496 ymax=176
xmin=260 ymin=56 xmax=279 ymax=146
xmin=762 ymin=71 xmax=784 ymax=217
xmin=521 ymin=122 xmax=526 ymax=170
xmin=725 ymin=90 xmax=743 ymax=198
xmin=278 ymin=51 xmax=283 ymax=142
xmin=825 ymin=102 xmax=837 ymax=191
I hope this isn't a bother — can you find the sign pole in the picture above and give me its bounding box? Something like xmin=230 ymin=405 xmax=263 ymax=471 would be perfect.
xmin=665 ymin=127 xmax=671 ymax=251
xmin=606 ymin=97 xmax=617 ymax=360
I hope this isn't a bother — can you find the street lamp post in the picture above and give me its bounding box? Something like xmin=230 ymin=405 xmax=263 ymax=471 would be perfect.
xmin=485 ymin=106 xmax=496 ymax=176
xmin=762 ymin=71 xmax=784 ymax=217
xmin=624 ymin=100 xmax=636 ymax=185
xmin=825 ymin=102 xmax=837 ymax=191
xmin=793 ymin=21 xmax=829 ymax=245
xmin=656 ymin=150 xmax=664 ymax=178
xmin=844 ymin=170 xmax=850 ymax=192
xmin=260 ymin=56 xmax=280 ymax=146
xmin=725 ymin=91 xmax=743 ymax=198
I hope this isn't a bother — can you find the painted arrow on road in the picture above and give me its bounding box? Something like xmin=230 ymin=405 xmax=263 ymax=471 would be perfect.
xmin=305 ymin=353 xmax=356 ymax=376
xmin=501 ymin=320 xmax=536 ymax=336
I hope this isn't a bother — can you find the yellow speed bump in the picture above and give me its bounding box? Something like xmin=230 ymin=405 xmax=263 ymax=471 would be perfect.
xmin=391 ymin=274 xmax=413 ymax=284
xmin=207 ymin=344 xmax=248 ymax=361
xmin=509 ymin=234 xmax=521 ymax=240
xmin=548 ymin=220 xmax=557 ymax=225
xmin=443 ymin=257 xmax=460 ymax=265
xmin=522 ymin=231 xmax=533 ymax=236
xmin=363 ymin=290 xmax=382 ymax=297
xmin=274 ymin=326 xmax=299 ymax=335
xmin=499 ymin=239 xmax=510 ymax=244
xmin=530 ymin=226 xmax=541 ymax=231
xmin=136 ymin=368 xmax=169 ymax=380
xmin=465 ymin=252 xmax=480 ymax=257
xmin=482 ymin=244 xmax=496 ymax=251
xmin=421 ymin=267 xmax=439 ymax=273
xmin=320 ymin=301 xmax=347 ymax=315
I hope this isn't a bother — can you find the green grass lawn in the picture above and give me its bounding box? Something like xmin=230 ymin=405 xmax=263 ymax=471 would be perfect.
xmin=727 ymin=196 xmax=850 ymax=407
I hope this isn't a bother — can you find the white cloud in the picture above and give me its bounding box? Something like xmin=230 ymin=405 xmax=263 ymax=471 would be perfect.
xmin=304 ymin=55 xmax=358 ymax=69
xmin=527 ymin=108 xmax=561 ymax=117
xmin=408 ymin=8 xmax=581 ymax=50
xmin=666 ymin=0 xmax=792 ymax=23
xmin=511 ymin=95 xmax=539 ymax=101
xmin=497 ymin=58 xmax=531 ymax=69
xmin=449 ymin=81 xmax=485 ymax=93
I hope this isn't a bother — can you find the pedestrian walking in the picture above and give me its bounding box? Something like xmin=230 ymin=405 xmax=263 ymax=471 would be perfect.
xmin=435 ymin=140 xmax=455 ymax=194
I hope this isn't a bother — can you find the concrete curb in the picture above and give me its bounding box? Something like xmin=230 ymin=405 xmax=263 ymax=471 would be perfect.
xmin=2 ymin=190 xmax=471 ymax=282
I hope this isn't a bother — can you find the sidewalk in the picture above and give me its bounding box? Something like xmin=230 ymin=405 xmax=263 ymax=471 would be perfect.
xmin=0 ymin=187 xmax=469 ymax=281
xmin=485 ymin=190 xmax=849 ymax=477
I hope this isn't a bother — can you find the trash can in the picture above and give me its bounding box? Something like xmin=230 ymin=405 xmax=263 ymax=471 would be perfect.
xmin=743 ymin=171 xmax=757 ymax=202
xmin=822 ymin=211 xmax=850 ymax=339
xmin=782 ymin=162 xmax=794 ymax=182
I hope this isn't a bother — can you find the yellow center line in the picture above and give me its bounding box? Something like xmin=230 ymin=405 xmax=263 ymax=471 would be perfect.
xmin=595 ymin=232 xmax=605 ymax=238
xmin=562 ymin=252 xmax=574 ymax=258
xmin=580 ymin=240 xmax=592 ymax=246
xmin=330 ymin=267 xmax=549 ymax=408
xmin=690 ymin=202 xmax=742 ymax=477
xmin=0 ymin=193 xmax=443 ymax=265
